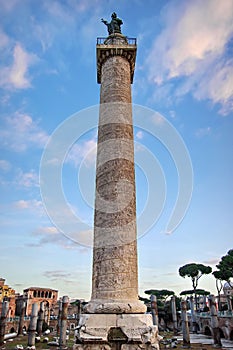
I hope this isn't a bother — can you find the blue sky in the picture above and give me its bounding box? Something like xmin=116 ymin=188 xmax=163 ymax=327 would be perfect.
xmin=0 ymin=0 xmax=232 ymax=300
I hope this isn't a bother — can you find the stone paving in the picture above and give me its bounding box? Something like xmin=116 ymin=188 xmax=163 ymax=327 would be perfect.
xmin=178 ymin=333 xmax=233 ymax=349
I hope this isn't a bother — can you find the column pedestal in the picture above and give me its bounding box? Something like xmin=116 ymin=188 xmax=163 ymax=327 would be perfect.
xmin=74 ymin=314 xmax=160 ymax=350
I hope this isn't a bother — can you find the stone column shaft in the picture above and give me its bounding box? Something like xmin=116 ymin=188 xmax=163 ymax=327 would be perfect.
xmin=37 ymin=301 xmax=44 ymax=336
xmin=85 ymin=34 xmax=145 ymax=314
xmin=28 ymin=302 xmax=38 ymax=348
xmin=151 ymin=295 xmax=159 ymax=326
xmin=18 ymin=301 xmax=26 ymax=335
xmin=227 ymin=295 xmax=232 ymax=311
xmin=208 ymin=295 xmax=222 ymax=347
xmin=181 ymin=300 xmax=190 ymax=348
xmin=189 ymin=296 xmax=197 ymax=333
xmin=57 ymin=299 xmax=62 ymax=337
xmin=59 ymin=296 xmax=68 ymax=348
xmin=0 ymin=301 xmax=9 ymax=346
xmin=171 ymin=296 xmax=178 ymax=334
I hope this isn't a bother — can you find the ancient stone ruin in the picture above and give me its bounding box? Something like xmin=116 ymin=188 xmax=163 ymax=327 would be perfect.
xmin=74 ymin=14 xmax=160 ymax=350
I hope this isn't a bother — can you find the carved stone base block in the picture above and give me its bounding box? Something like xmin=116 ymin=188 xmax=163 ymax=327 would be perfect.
xmin=74 ymin=345 xmax=158 ymax=350
xmin=84 ymin=299 xmax=146 ymax=314
xmin=74 ymin=314 xmax=160 ymax=350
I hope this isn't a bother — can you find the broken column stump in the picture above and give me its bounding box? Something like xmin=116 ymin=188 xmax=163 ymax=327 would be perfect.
xmin=181 ymin=300 xmax=190 ymax=348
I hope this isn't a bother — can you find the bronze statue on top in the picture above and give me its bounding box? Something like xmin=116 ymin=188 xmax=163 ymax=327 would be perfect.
xmin=101 ymin=12 xmax=123 ymax=35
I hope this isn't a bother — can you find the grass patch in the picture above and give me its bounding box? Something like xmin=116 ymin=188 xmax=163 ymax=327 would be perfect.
xmin=1 ymin=332 xmax=74 ymax=350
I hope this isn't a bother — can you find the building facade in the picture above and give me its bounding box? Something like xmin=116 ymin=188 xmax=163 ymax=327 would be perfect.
xmin=21 ymin=287 xmax=58 ymax=320
xmin=0 ymin=278 xmax=16 ymax=318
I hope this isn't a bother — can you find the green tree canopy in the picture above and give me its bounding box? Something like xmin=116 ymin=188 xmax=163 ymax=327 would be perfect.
xmin=70 ymin=299 xmax=81 ymax=306
xmin=216 ymin=249 xmax=233 ymax=287
xmin=180 ymin=289 xmax=210 ymax=296
xmin=212 ymin=269 xmax=231 ymax=310
xmin=178 ymin=263 xmax=212 ymax=290
xmin=144 ymin=289 xmax=175 ymax=326
xmin=138 ymin=296 xmax=150 ymax=304
xmin=213 ymin=270 xmax=231 ymax=291
xmin=179 ymin=263 xmax=212 ymax=309
xmin=144 ymin=289 xmax=175 ymax=301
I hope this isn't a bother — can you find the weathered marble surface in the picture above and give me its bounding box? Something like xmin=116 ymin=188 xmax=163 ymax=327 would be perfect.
xmin=77 ymin=35 xmax=161 ymax=349
xmin=86 ymin=37 xmax=146 ymax=314
xmin=74 ymin=314 xmax=160 ymax=350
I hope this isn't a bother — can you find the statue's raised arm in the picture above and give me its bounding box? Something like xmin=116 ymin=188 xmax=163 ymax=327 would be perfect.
xmin=101 ymin=12 xmax=123 ymax=35
xmin=101 ymin=18 xmax=108 ymax=26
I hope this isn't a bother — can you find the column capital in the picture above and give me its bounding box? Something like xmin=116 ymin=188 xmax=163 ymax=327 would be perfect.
xmin=96 ymin=34 xmax=137 ymax=84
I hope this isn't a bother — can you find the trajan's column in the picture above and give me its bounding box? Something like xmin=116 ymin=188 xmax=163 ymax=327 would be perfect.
xmin=74 ymin=13 xmax=160 ymax=350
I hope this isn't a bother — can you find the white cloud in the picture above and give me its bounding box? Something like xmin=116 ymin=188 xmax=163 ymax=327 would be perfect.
xmin=33 ymin=2 xmax=76 ymax=52
xmin=169 ymin=111 xmax=176 ymax=119
xmin=44 ymin=1 xmax=75 ymax=23
xmin=0 ymin=160 xmax=11 ymax=172
xmin=0 ymin=28 xmax=9 ymax=49
xmin=35 ymin=226 xmax=59 ymax=235
xmin=0 ymin=0 xmax=20 ymax=12
xmin=0 ymin=112 xmax=49 ymax=152
xmin=43 ymin=270 xmax=72 ymax=281
xmin=16 ymin=169 xmax=39 ymax=188
xmin=202 ymin=258 xmax=219 ymax=266
xmin=0 ymin=43 xmax=38 ymax=90
xmin=146 ymin=0 xmax=233 ymax=114
xmin=31 ymin=225 xmax=84 ymax=249
xmin=71 ymin=229 xmax=93 ymax=247
xmin=136 ymin=130 xmax=144 ymax=140
xmin=66 ymin=138 xmax=97 ymax=168
xmin=10 ymin=44 xmax=37 ymax=88
xmin=14 ymin=199 xmax=45 ymax=216
xmin=35 ymin=0 xmax=104 ymax=64
xmin=13 ymin=199 xmax=44 ymax=215
xmin=29 ymin=225 xmax=93 ymax=249
xmin=193 ymin=58 xmax=233 ymax=115
xmin=195 ymin=127 xmax=211 ymax=138
xmin=0 ymin=168 xmax=39 ymax=189
xmin=34 ymin=1 xmax=100 ymax=53
xmin=152 ymin=112 xmax=165 ymax=125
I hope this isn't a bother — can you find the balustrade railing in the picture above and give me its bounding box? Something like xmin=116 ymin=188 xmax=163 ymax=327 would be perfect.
xmin=6 ymin=316 xmax=30 ymax=322
xmin=198 ymin=312 xmax=210 ymax=318
xmin=97 ymin=37 xmax=136 ymax=45
xmin=198 ymin=310 xmax=233 ymax=318
xmin=6 ymin=315 xmax=77 ymax=322
xmin=218 ymin=310 xmax=233 ymax=317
